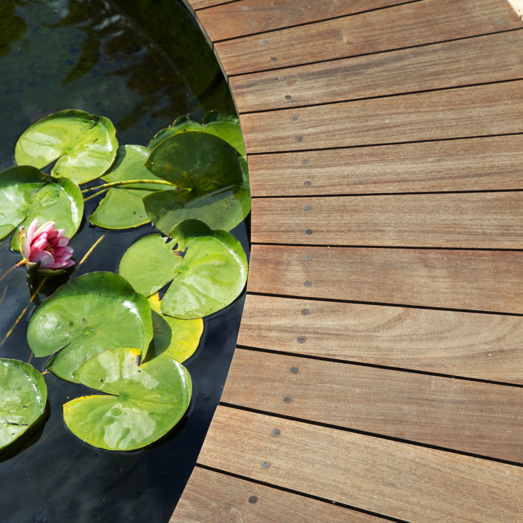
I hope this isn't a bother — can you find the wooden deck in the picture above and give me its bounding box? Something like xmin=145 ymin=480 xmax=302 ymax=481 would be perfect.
xmin=172 ymin=1 xmax=523 ymax=521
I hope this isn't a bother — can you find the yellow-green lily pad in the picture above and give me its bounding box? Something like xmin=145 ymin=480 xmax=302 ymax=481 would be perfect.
xmin=27 ymin=272 xmax=154 ymax=383
xmin=147 ymin=293 xmax=203 ymax=363
xmin=0 ymin=359 xmax=47 ymax=450
xmin=15 ymin=109 xmax=118 ymax=184
xmin=144 ymin=132 xmax=250 ymax=233
xmin=0 ymin=166 xmax=83 ymax=250
xmin=89 ymin=145 xmax=177 ymax=230
xmin=64 ymin=347 xmax=192 ymax=451
xmin=118 ymin=219 xmax=248 ymax=319
xmin=149 ymin=111 xmax=246 ymax=157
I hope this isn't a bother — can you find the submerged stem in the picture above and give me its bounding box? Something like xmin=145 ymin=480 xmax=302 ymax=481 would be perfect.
xmin=81 ymin=179 xmax=177 ymax=193
xmin=0 ymin=264 xmax=17 ymax=286
xmin=0 ymin=278 xmax=47 ymax=350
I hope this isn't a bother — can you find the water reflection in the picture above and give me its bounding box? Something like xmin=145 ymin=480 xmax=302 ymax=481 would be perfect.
xmin=0 ymin=0 xmax=245 ymax=521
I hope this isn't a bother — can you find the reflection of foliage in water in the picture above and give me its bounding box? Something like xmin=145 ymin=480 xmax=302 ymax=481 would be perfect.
xmin=48 ymin=0 xmax=235 ymax=131
xmin=0 ymin=0 xmax=29 ymax=57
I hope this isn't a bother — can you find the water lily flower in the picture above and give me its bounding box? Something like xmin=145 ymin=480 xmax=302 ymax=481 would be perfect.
xmin=17 ymin=219 xmax=74 ymax=274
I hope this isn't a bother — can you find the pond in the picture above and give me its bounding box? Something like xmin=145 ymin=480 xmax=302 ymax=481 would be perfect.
xmin=0 ymin=0 xmax=249 ymax=521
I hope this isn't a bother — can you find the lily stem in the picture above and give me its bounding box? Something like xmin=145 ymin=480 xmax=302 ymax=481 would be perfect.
xmin=81 ymin=180 xmax=176 ymax=193
xmin=0 ymin=278 xmax=47 ymax=350
xmin=0 ymin=264 xmax=17 ymax=286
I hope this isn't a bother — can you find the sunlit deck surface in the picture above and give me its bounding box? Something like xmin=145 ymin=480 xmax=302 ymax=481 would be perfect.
xmin=171 ymin=1 xmax=523 ymax=521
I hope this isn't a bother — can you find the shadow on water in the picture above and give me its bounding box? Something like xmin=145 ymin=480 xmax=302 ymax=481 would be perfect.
xmin=0 ymin=1 xmax=247 ymax=521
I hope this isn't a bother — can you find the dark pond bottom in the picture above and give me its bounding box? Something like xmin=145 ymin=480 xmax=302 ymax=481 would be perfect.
xmin=0 ymin=0 xmax=247 ymax=521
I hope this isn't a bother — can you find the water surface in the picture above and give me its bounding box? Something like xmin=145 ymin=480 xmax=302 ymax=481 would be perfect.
xmin=0 ymin=1 xmax=247 ymax=521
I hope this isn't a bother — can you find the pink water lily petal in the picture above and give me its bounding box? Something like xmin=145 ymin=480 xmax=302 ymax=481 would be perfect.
xmin=32 ymin=236 xmax=48 ymax=252
xmin=48 ymin=259 xmax=75 ymax=270
xmin=30 ymin=250 xmax=55 ymax=269
xmin=55 ymin=237 xmax=69 ymax=248
xmin=34 ymin=221 xmax=55 ymax=239
xmin=26 ymin=219 xmax=39 ymax=244
xmin=21 ymin=233 xmax=31 ymax=259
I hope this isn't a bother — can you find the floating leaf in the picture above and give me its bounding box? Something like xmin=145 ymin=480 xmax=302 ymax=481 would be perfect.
xmin=148 ymin=293 xmax=203 ymax=363
xmin=15 ymin=109 xmax=118 ymax=184
xmin=0 ymin=359 xmax=47 ymax=450
xmin=0 ymin=166 xmax=83 ymax=250
xmin=27 ymin=272 xmax=154 ymax=383
xmin=118 ymin=219 xmax=248 ymax=319
xmin=89 ymin=145 xmax=176 ymax=230
xmin=143 ymin=132 xmax=250 ymax=233
xmin=64 ymin=347 xmax=192 ymax=451
xmin=149 ymin=111 xmax=246 ymax=157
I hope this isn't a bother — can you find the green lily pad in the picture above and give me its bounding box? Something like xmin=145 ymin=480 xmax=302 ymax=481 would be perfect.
xmin=64 ymin=347 xmax=192 ymax=451
xmin=0 ymin=166 xmax=83 ymax=249
xmin=118 ymin=219 xmax=248 ymax=319
xmin=15 ymin=109 xmax=118 ymax=184
xmin=143 ymin=132 xmax=250 ymax=233
xmin=147 ymin=293 xmax=203 ymax=363
xmin=27 ymin=272 xmax=154 ymax=383
xmin=0 ymin=359 xmax=47 ymax=450
xmin=89 ymin=145 xmax=176 ymax=230
xmin=149 ymin=111 xmax=246 ymax=157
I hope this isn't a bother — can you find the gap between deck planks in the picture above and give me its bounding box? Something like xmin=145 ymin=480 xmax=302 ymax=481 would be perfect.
xmin=196 ymin=406 xmax=523 ymax=523
xmin=251 ymin=192 xmax=523 ymax=249
xmin=247 ymin=135 xmax=523 ymax=197
xmin=248 ymin=245 xmax=523 ymax=314
xmin=214 ymin=0 xmax=522 ymax=74
xmin=171 ymin=467 xmax=383 ymax=523
xmin=231 ymin=29 xmax=523 ymax=113
xmin=238 ymin=294 xmax=523 ymax=383
xmin=240 ymin=80 xmax=523 ymax=153
xmin=223 ymin=349 xmax=523 ymax=463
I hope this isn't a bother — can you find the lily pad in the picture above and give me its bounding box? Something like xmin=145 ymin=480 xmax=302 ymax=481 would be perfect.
xmin=89 ymin=145 xmax=176 ymax=230
xmin=0 ymin=359 xmax=47 ymax=450
xmin=15 ymin=109 xmax=118 ymax=184
xmin=0 ymin=166 xmax=83 ymax=250
xmin=148 ymin=293 xmax=203 ymax=363
xmin=118 ymin=219 xmax=248 ymax=319
xmin=149 ymin=111 xmax=246 ymax=157
xmin=143 ymin=132 xmax=250 ymax=233
xmin=64 ymin=347 xmax=192 ymax=451
xmin=27 ymin=272 xmax=154 ymax=383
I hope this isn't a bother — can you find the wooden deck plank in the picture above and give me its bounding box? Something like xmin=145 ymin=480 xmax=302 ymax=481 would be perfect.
xmin=215 ymin=0 xmax=522 ymax=75
xmin=251 ymin=192 xmax=523 ymax=249
xmin=171 ymin=467 xmax=383 ymax=522
xmin=197 ymin=0 xmax=412 ymax=42
xmin=238 ymin=295 xmax=523 ymax=384
xmin=190 ymin=0 xmax=234 ymax=10
xmin=248 ymin=136 xmax=523 ymax=197
xmin=231 ymin=30 xmax=523 ymax=112
xmin=241 ymin=80 xmax=523 ymax=153
xmin=198 ymin=407 xmax=523 ymax=523
xmin=248 ymin=245 xmax=523 ymax=314
xmin=223 ymin=349 xmax=523 ymax=462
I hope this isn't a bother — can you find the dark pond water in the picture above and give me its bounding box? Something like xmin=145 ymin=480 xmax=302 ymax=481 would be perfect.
xmin=0 ymin=1 xmax=248 ymax=521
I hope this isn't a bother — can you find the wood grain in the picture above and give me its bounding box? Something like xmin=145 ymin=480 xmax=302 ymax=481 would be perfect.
xmin=198 ymin=407 xmax=523 ymax=522
xmin=231 ymin=30 xmax=523 ymax=112
xmin=248 ymin=245 xmax=523 ymax=314
xmin=241 ymin=80 xmax=523 ymax=153
xmin=215 ymin=0 xmax=522 ymax=75
xmin=223 ymin=349 xmax=523 ymax=462
xmin=197 ymin=0 xmax=412 ymax=42
xmin=247 ymin=136 xmax=523 ymax=197
xmin=171 ymin=467 xmax=382 ymax=522
xmin=251 ymin=192 xmax=523 ymax=249
xmin=190 ymin=0 xmax=234 ymax=10
xmin=238 ymin=295 xmax=523 ymax=383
